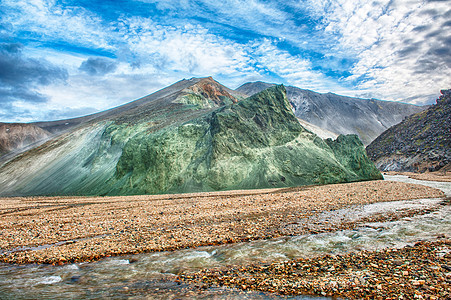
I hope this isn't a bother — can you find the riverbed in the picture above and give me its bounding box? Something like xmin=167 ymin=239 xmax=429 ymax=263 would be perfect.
xmin=0 ymin=175 xmax=449 ymax=299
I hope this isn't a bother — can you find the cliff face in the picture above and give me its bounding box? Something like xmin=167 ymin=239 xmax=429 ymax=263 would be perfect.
xmin=237 ymin=82 xmax=426 ymax=145
xmin=0 ymin=123 xmax=51 ymax=157
xmin=0 ymin=83 xmax=381 ymax=197
xmin=366 ymin=90 xmax=451 ymax=172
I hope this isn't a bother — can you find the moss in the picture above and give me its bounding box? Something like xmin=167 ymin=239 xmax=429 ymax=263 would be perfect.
xmin=110 ymin=86 xmax=381 ymax=195
xmin=1 ymin=85 xmax=381 ymax=197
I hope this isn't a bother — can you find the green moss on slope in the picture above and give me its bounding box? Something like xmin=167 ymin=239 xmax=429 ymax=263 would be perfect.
xmin=0 ymin=85 xmax=381 ymax=197
xmin=110 ymin=86 xmax=381 ymax=195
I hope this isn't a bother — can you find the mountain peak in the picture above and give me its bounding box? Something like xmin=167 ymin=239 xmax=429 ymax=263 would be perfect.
xmin=236 ymin=81 xmax=426 ymax=145
xmin=180 ymin=76 xmax=243 ymax=107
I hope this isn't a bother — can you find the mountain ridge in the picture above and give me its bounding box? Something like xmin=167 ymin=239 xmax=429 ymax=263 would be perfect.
xmin=237 ymin=81 xmax=426 ymax=145
xmin=0 ymin=77 xmax=243 ymax=161
xmin=366 ymin=89 xmax=451 ymax=172
xmin=0 ymin=83 xmax=381 ymax=197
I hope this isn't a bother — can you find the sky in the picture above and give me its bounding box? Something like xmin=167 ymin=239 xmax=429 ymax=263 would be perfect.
xmin=0 ymin=0 xmax=450 ymax=122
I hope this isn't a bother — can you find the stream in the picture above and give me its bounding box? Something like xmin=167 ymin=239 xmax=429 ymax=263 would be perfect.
xmin=0 ymin=175 xmax=449 ymax=299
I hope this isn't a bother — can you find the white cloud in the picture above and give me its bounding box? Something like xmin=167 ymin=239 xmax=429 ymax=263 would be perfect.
xmin=1 ymin=0 xmax=449 ymax=122
xmin=2 ymin=0 xmax=112 ymax=51
xmin=305 ymin=0 xmax=451 ymax=103
xmin=249 ymin=39 xmax=347 ymax=93
xmin=120 ymin=19 xmax=251 ymax=76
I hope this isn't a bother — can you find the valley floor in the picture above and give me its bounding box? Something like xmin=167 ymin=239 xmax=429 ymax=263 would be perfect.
xmin=0 ymin=180 xmax=443 ymax=265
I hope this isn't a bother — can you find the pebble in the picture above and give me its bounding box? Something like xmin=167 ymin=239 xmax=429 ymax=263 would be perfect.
xmin=180 ymin=240 xmax=451 ymax=299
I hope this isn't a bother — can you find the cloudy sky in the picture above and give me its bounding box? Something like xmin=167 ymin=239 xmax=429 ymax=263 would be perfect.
xmin=1 ymin=0 xmax=450 ymax=122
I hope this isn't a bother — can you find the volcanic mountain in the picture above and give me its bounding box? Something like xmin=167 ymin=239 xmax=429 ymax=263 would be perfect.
xmin=237 ymin=82 xmax=426 ymax=145
xmin=0 ymin=123 xmax=52 ymax=157
xmin=0 ymin=77 xmax=381 ymax=197
xmin=366 ymin=89 xmax=451 ymax=172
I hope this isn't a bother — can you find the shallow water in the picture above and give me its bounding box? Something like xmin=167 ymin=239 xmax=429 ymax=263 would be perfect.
xmin=0 ymin=175 xmax=449 ymax=299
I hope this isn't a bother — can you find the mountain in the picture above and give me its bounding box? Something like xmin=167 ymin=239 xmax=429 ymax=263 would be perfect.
xmin=237 ymin=82 xmax=426 ymax=145
xmin=0 ymin=77 xmax=244 ymax=160
xmin=31 ymin=76 xmax=245 ymax=135
xmin=0 ymin=78 xmax=381 ymax=197
xmin=366 ymin=89 xmax=451 ymax=172
xmin=0 ymin=123 xmax=51 ymax=157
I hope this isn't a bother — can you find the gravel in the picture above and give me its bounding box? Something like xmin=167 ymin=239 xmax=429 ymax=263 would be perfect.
xmin=180 ymin=239 xmax=450 ymax=299
xmin=0 ymin=180 xmax=444 ymax=265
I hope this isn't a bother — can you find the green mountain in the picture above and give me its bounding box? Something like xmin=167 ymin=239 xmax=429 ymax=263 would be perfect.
xmin=0 ymin=78 xmax=381 ymax=196
xmin=366 ymin=89 xmax=450 ymax=172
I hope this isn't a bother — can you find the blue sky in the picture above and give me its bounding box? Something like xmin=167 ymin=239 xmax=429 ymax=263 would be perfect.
xmin=1 ymin=0 xmax=450 ymax=122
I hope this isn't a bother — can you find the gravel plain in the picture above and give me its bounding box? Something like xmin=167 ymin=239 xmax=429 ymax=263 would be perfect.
xmin=0 ymin=180 xmax=443 ymax=265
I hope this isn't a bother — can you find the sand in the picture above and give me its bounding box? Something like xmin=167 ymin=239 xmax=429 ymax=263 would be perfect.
xmin=0 ymin=179 xmax=443 ymax=265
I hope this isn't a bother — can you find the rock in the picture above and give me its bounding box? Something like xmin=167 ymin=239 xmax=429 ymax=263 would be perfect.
xmin=366 ymin=89 xmax=451 ymax=172
xmin=0 ymin=123 xmax=51 ymax=157
xmin=237 ymin=82 xmax=424 ymax=145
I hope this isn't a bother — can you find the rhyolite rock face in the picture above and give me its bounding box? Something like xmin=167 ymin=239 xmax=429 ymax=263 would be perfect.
xmin=0 ymin=81 xmax=381 ymax=197
xmin=366 ymin=89 xmax=451 ymax=172
xmin=111 ymin=85 xmax=382 ymax=195
xmin=0 ymin=123 xmax=51 ymax=157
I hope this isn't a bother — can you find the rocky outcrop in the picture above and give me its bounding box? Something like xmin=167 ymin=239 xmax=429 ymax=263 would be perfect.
xmin=237 ymin=82 xmax=426 ymax=145
xmin=0 ymin=82 xmax=381 ymax=197
xmin=112 ymin=86 xmax=381 ymax=195
xmin=175 ymin=76 xmax=245 ymax=108
xmin=366 ymin=90 xmax=451 ymax=172
xmin=0 ymin=123 xmax=51 ymax=157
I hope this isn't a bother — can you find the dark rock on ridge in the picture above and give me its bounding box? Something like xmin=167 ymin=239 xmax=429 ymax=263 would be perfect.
xmin=366 ymin=89 xmax=451 ymax=172
xmin=237 ymin=82 xmax=426 ymax=145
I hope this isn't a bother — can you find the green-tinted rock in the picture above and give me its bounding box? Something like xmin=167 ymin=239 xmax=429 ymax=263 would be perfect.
xmin=0 ymin=84 xmax=381 ymax=196
xmin=110 ymin=85 xmax=382 ymax=195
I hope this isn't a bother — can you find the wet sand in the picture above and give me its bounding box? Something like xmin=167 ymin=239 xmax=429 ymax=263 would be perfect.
xmin=0 ymin=179 xmax=443 ymax=265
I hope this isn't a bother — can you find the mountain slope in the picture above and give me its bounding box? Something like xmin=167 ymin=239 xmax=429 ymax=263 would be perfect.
xmin=0 ymin=83 xmax=381 ymax=197
xmin=0 ymin=123 xmax=51 ymax=157
xmin=32 ymin=77 xmax=244 ymax=134
xmin=366 ymin=89 xmax=451 ymax=172
xmin=0 ymin=77 xmax=242 ymax=195
xmin=237 ymin=82 xmax=426 ymax=145
xmin=0 ymin=77 xmax=243 ymax=161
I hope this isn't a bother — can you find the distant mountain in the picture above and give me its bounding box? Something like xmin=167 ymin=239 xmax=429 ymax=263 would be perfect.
xmin=0 ymin=123 xmax=51 ymax=157
xmin=366 ymin=89 xmax=451 ymax=172
xmin=0 ymin=78 xmax=381 ymax=197
xmin=237 ymin=82 xmax=426 ymax=145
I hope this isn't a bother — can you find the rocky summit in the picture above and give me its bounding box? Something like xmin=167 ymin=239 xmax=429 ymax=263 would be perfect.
xmin=366 ymin=89 xmax=451 ymax=172
xmin=237 ymin=82 xmax=426 ymax=145
xmin=0 ymin=78 xmax=381 ymax=197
